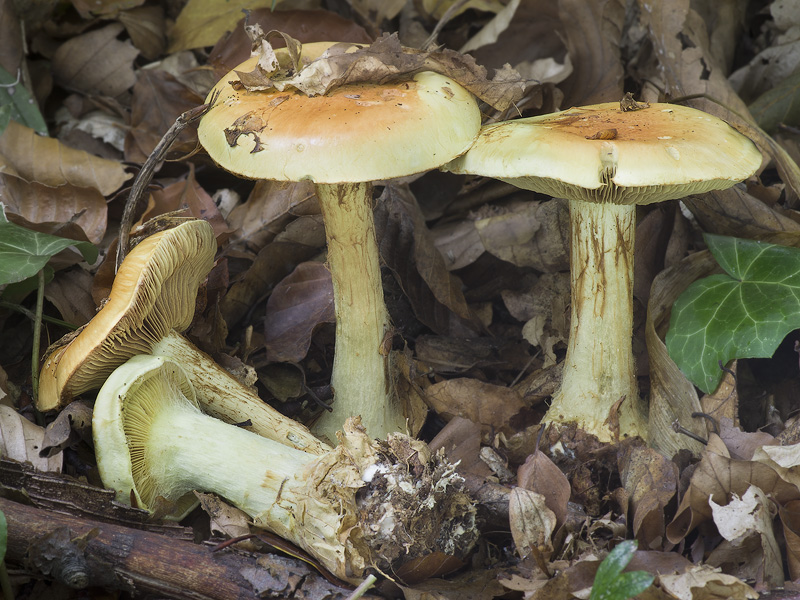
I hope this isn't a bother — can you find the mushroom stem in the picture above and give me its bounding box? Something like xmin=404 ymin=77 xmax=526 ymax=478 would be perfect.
xmin=151 ymin=330 xmax=330 ymax=454
xmin=546 ymin=199 xmax=646 ymax=441
xmin=94 ymin=355 xmax=479 ymax=584
xmin=311 ymin=183 xmax=407 ymax=443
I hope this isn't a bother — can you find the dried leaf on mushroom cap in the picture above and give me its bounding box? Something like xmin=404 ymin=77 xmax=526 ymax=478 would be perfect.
xmin=234 ymin=31 xmax=527 ymax=112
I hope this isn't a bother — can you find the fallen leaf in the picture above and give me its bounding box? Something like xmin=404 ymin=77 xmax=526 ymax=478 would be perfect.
xmin=778 ymin=499 xmax=800 ymax=580
xmin=124 ymin=68 xmax=203 ymax=163
xmin=118 ymin=5 xmax=167 ymax=61
xmin=557 ymin=0 xmax=625 ymax=106
xmin=44 ymin=268 xmax=97 ymax=328
xmin=0 ymin=120 xmax=129 ymax=195
xmin=509 ymin=487 xmax=556 ymax=559
xmin=264 ymin=262 xmax=334 ymax=363
xmin=658 ymin=564 xmax=758 ymax=600
xmin=620 ymin=446 xmax=677 ymax=550
xmin=517 ymin=451 xmax=570 ymax=528
xmin=0 ymin=405 xmax=62 ymax=472
xmin=423 ymin=378 xmax=529 ymax=436
xmin=52 ymin=23 xmax=139 ymax=98
xmin=666 ymin=442 xmax=799 ymax=544
xmin=168 ymin=0 xmax=278 ymax=52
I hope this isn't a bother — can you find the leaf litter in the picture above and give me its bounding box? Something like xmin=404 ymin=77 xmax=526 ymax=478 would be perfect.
xmin=4 ymin=0 xmax=800 ymax=598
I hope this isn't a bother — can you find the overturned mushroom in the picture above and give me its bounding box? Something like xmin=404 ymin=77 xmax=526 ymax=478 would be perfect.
xmin=197 ymin=44 xmax=481 ymax=444
xmin=445 ymin=102 xmax=762 ymax=442
xmin=39 ymin=219 xmax=328 ymax=454
xmin=92 ymin=353 xmax=479 ymax=584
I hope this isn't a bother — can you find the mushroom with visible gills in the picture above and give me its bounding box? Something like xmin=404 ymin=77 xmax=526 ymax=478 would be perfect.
xmin=197 ymin=49 xmax=481 ymax=443
xmin=92 ymin=353 xmax=479 ymax=584
xmin=444 ymin=102 xmax=763 ymax=442
xmin=39 ymin=219 xmax=328 ymax=454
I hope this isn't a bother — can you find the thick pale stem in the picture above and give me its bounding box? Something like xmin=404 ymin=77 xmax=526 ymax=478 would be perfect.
xmin=312 ymin=183 xmax=407 ymax=443
xmin=545 ymin=199 xmax=646 ymax=441
xmin=152 ymin=330 xmax=330 ymax=454
xmin=144 ymin=399 xmax=348 ymax=576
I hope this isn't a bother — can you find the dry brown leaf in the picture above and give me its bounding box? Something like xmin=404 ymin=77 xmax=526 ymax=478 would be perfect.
xmin=70 ymin=0 xmax=145 ymax=17
xmin=143 ymin=167 xmax=231 ymax=242
xmin=718 ymin=418 xmax=776 ymax=462
xmin=264 ymin=261 xmax=334 ymax=364
xmin=0 ymin=120 xmax=129 ymax=196
xmin=557 ymin=0 xmax=625 ymax=106
xmin=707 ymin=485 xmax=783 ymax=589
xmin=509 ymin=487 xmax=556 ymax=560
xmin=684 ymin=186 xmax=800 ymax=244
xmin=226 ymin=180 xmax=318 ymax=253
xmin=118 ymin=4 xmax=167 ymax=61
xmin=52 ymin=23 xmax=139 ymax=98
xmin=245 ymin=33 xmax=526 ymax=111
xmin=658 ymin=564 xmax=758 ymax=600
xmin=428 ymin=416 xmax=493 ymax=479
xmin=646 ymin=249 xmax=718 ymax=458
xmin=194 ymin=491 xmax=253 ymax=541
xmin=44 ymin=268 xmax=97 ymax=328
xmin=0 ymin=176 xmax=108 ymax=245
xmin=752 ymin=443 xmax=800 ymax=492
xmin=666 ymin=443 xmax=800 ymax=544
xmin=779 ymin=499 xmax=800 ymax=580
xmin=376 ymin=186 xmax=483 ymax=335
xmin=423 ymin=378 xmax=528 ymax=436
xmin=517 ymin=451 xmax=570 ymax=529
xmin=208 ymin=8 xmax=373 ymax=76
xmin=40 ymin=400 xmax=93 ymax=458
xmin=0 ymin=406 xmax=62 ymax=473
xmin=124 ymin=68 xmax=204 ymax=163
xmin=636 ymin=0 xmax=751 ymax=121
xmin=168 ymin=0 xmax=278 ymax=52
xmin=620 ymin=446 xmax=677 ymax=550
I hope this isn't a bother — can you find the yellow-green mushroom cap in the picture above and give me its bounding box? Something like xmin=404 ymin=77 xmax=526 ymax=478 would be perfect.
xmin=197 ymin=57 xmax=482 ymax=183
xmin=445 ymin=102 xmax=763 ymax=205
xmin=38 ymin=220 xmax=216 ymax=411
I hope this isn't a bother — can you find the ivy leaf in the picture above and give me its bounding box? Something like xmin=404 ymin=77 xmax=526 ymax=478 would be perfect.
xmin=666 ymin=234 xmax=800 ymax=394
xmin=0 ymin=204 xmax=97 ymax=287
xmin=589 ymin=540 xmax=653 ymax=600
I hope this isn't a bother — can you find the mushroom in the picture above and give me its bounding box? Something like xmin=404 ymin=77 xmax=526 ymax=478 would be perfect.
xmin=197 ymin=49 xmax=481 ymax=443
xmin=39 ymin=219 xmax=329 ymax=454
xmin=444 ymin=102 xmax=762 ymax=442
xmin=92 ymin=353 xmax=479 ymax=584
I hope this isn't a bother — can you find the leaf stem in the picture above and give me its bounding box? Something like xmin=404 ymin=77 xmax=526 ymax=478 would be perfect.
xmin=31 ymin=270 xmax=45 ymax=426
xmin=0 ymin=301 xmax=76 ymax=330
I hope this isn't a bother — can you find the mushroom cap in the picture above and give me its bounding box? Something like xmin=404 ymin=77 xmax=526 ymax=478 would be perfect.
xmin=38 ymin=219 xmax=216 ymax=411
xmin=445 ymin=102 xmax=763 ymax=205
xmin=197 ymin=56 xmax=481 ymax=183
xmin=92 ymin=354 xmax=199 ymax=516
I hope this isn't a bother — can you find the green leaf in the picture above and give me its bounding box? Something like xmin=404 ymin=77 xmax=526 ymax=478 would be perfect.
xmin=666 ymin=234 xmax=800 ymax=394
xmin=0 ymin=204 xmax=98 ymax=287
xmin=590 ymin=541 xmax=654 ymax=600
xmin=0 ymin=65 xmax=47 ymax=136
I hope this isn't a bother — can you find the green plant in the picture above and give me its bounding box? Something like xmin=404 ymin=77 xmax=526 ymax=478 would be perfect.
xmin=667 ymin=234 xmax=800 ymax=394
xmin=0 ymin=509 xmax=13 ymax=600
xmin=589 ymin=540 xmax=653 ymax=600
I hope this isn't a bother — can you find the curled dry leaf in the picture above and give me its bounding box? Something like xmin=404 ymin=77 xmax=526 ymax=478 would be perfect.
xmin=557 ymin=0 xmax=625 ymax=106
xmin=376 ymin=186 xmax=482 ymax=335
xmin=0 ymin=405 xmax=62 ymax=473
xmin=264 ymin=261 xmax=335 ymax=363
xmin=646 ymin=249 xmax=718 ymax=458
xmin=239 ymin=32 xmax=526 ymax=111
xmin=423 ymin=378 xmax=529 ymax=436
xmin=516 ymin=451 xmax=570 ymax=529
xmin=0 ymin=179 xmax=107 ymax=246
xmin=0 ymin=120 xmax=129 ymax=196
xmin=52 ymin=23 xmax=139 ymax=98
xmin=658 ymin=564 xmax=758 ymax=600
xmin=620 ymin=446 xmax=677 ymax=550
xmin=666 ymin=441 xmax=800 ymax=545
xmin=707 ymin=485 xmax=783 ymax=589
xmin=752 ymin=443 xmax=800 ymax=491
xmin=194 ymin=491 xmax=252 ymax=541
xmin=779 ymin=500 xmax=800 ymax=580
xmin=509 ymin=487 xmax=556 ymax=560
xmin=41 ymin=400 xmax=93 ymax=458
